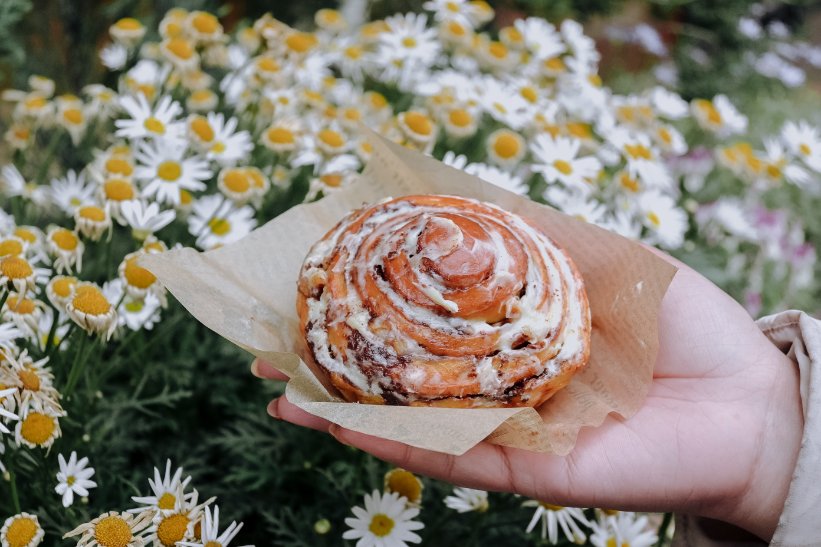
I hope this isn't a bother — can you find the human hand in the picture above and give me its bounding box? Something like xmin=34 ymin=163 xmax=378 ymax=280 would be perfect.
xmin=252 ymin=255 xmax=802 ymax=541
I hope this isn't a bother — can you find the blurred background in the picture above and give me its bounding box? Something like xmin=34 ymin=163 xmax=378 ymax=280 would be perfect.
xmin=2 ymin=0 xmax=820 ymax=101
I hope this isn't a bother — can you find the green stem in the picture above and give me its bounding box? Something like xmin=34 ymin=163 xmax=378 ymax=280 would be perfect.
xmin=64 ymin=332 xmax=92 ymax=398
xmin=8 ymin=468 xmax=21 ymax=513
xmin=0 ymin=290 xmax=8 ymax=313
xmin=43 ymin=306 xmax=61 ymax=356
xmin=36 ymin=131 xmax=62 ymax=184
xmin=655 ymin=512 xmax=673 ymax=547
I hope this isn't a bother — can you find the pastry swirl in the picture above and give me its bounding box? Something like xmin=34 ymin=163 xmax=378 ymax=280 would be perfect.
xmin=297 ymin=195 xmax=591 ymax=407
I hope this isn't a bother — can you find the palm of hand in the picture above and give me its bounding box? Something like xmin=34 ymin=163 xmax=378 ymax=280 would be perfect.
xmin=261 ymin=261 xmax=800 ymax=540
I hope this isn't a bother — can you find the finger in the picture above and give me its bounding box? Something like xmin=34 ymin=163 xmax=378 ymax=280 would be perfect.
xmin=251 ymin=358 xmax=289 ymax=381
xmin=268 ymin=395 xmax=333 ymax=433
xmin=328 ymin=424 xmax=572 ymax=502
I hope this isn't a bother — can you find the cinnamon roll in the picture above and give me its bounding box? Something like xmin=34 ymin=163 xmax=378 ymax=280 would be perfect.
xmin=296 ymin=195 xmax=591 ymax=407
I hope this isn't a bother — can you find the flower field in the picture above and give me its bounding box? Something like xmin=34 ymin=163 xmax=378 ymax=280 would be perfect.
xmin=0 ymin=2 xmax=819 ymax=545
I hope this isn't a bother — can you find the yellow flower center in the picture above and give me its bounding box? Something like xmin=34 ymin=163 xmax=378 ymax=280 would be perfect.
xmin=320 ymin=174 xmax=343 ymax=188
xmin=539 ymin=502 xmax=564 ymax=510
xmin=157 ymin=514 xmax=190 ymax=546
xmin=446 ymin=1 xmax=460 ymax=11
xmin=79 ymin=206 xmax=106 ymax=222
xmin=63 ymin=108 xmax=84 ymax=125
xmin=488 ymin=41 xmax=507 ymax=59
xmin=222 ymin=170 xmax=251 ymax=193
xmin=166 ymin=38 xmax=195 ymax=60
xmin=190 ymin=90 xmax=216 ymax=104
xmin=367 ymin=92 xmax=388 ymax=109
xmin=544 ymin=57 xmax=565 ymax=71
xmin=143 ymin=117 xmax=166 ymax=135
xmin=402 ymin=36 xmax=417 ymax=48
xmin=658 ymin=127 xmax=672 ymax=144
xmin=318 ymin=129 xmax=345 ymax=149
xmin=492 ymin=101 xmax=507 ymax=114
xmin=51 ymin=228 xmax=79 ymax=251
xmin=124 ymin=256 xmax=156 ymax=288
xmin=14 ymin=228 xmax=36 ymax=244
xmin=519 ymin=86 xmax=538 ymax=103
xmin=799 ymin=143 xmax=811 ymax=156
xmin=619 ymin=172 xmax=640 ymax=193
xmin=446 ymin=20 xmax=466 ymax=36
xmin=25 ymin=96 xmax=47 ymax=110
xmin=191 ymin=12 xmax=220 ymax=34
xmin=208 ymin=218 xmax=231 ymax=236
xmin=766 ymin=163 xmax=782 ymax=180
xmin=553 ymin=160 xmax=573 ymax=175
xmin=190 ymin=117 xmax=214 ymax=142
xmin=403 ymin=112 xmax=433 ymax=136
xmin=18 ymin=369 xmax=41 ymax=391
xmin=94 ymin=515 xmax=133 ymax=547
xmin=5 ymin=516 xmax=38 ymax=547
xmin=20 ymin=412 xmax=56 ymax=445
xmin=606 ymin=539 xmax=630 ymax=547
xmin=180 ymin=189 xmax=193 ymax=205
xmin=204 ymin=542 xmax=221 ymax=547
xmin=52 ymin=277 xmax=77 ymax=297
xmin=103 ymin=179 xmax=135 ymax=201
xmin=624 ymin=144 xmax=653 ymax=160
xmin=285 ymin=32 xmax=318 ymax=53
xmin=6 ymin=296 xmax=35 ymax=314
xmin=267 ymin=127 xmax=295 ymax=145
xmin=246 ymin=168 xmax=266 ymax=188
xmin=448 ymin=109 xmax=472 ymax=128
xmin=114 ymin=18 xmax=142 ymax=31
xmin=342 ymin=107 xmax=362 ymax=122
xmin=1 ymin=256 xmax=33 ymax=280
xmin=67 ymin=476 xmax=76 ymax=485
xmin=492 ymin=132 xmax=521 ymax=159
xmin=0 ymin=239 xmax=24 ymax=257
xmin=694 ymin=100 xmax=722 ymax=126
xmin=385 ymin=469 xmax=422 ymax=504
xmin=158 ymin=492 xmax=177 ymax=510
xmin=368 ymin=514 xmax=395 ymax=537
xmin=106 ymin=157 xmax=134 ymax=176
xmin=256 ymin=57 xmax=280 ymax=73
xmin=210 ymin=142 xmax=226 ymax=154
xmin=72 ymin=285 xmax=111 ymax=315
xmin=566 ymin=122 xmax=591 ymax=140
xmin=344 ymin=46 xmax=363 ymax=60
xmin=646 ymin=211 xmax=661 ymax=227
xmin=124 ymin=300 xmax=144 ymax=313
xmin=157 ymin=161 xmax=182 ymax=182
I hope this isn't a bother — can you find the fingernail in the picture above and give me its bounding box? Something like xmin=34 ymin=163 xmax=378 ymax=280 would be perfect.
xmin=250 ymin=358 xmax=262 ymax=378
xmin=267 ymin=398 xmax=281 ymax=420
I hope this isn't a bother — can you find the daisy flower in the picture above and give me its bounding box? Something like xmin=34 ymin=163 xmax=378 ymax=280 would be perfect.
xmin=0 ymin=387 xmax=19 ymax=434
xmin=638 ymin=191 xmax=688 ymax=249
xmin=63 ymin=511 xmax=153 ymax=547
xmin=178 ymin=505 xmax=251 ymax=547
xmin=0 ymin=323 xmax=24 ymax=350
xmin=589 ymin=512 xmax=657 ymax=547
xmin=47 ymin=227 xmax=84 ymax=273
xmin=100 ymin=43 xmax=128 ymax=71
xmin=1 ymin=255 xmax=48 ymax=297
xmin=780 ymin=120 xmax=821 ymax=172
xmin=200 ymin=113 xmax=252 ymax=166
xmin=476 ymin=77 xmax=530 ymax=130
xmin=485 ymin=129 xmax=526 ymax=168
xmin=50 ymin=170 xmax=96 ymax=215
xmin=652 ymin=123 xmax=687 ymax=155
xmin=760 ymin=138 xmax=812 ymax=187
xmin=134 ymin=140 xmax=212 ymax=206
xmin=187 ymin=195 xmax=257 ymax=251
xmin=384 ymin=469 xmax=424 ymax=507
xmin=115 ymin=94 xmax=184 ymax=143
xmin=186 ymin=11 xmax=224 ymax=43
xmin=443 ymin=487 xmax=489 ymax=513
xmin=3 ymin=349 xmax=59 ymax=411
xmin=66 ymin=282 xmax=118 ymax=340
xmin=1 ymin=513 xmax=44 ymax=547
xmin=74 ymin=205 xmax=113 ymax=241
xmin=120 ymin=200 xmax=176 ymax=240
xmin=608 ymin=129 xmax=673 ymax=189
xmin=32 ymin=308 xmax=71 ymax=352
xmin=144 ymin=489 xmax=214 ymax=547
xmin=217 ymin=168 xmax=257 ymax=204
xmin=130 ymin=460 xmax=194 ymax=514
xmin=343 ymin=490 xmax=424 ymax=547
xmin=522 ymin=501 xmax=590 ymax=544
xmin=46 ymin=275 xmax=79 ymax=311
xmin=2 ymin=293 xmax=47 ymax=335
xmin=1 ymin=164 xmax=49 ymax=205
xmin=530 ymin=135 xmax=602 ymax=194
xmin=160 ymin=37 xmax=200 ymax=72
xmin=55 ymin=451 xmax=97 ymax=507
xmin=648 ymin=86 xmax=689 ymax=120
xmin=110 ymin=17 xmax=146 ymax=45
xmin=15 ymin=405 xmax=64 ymax=449
xmin=514 ymin=17 xmax=565 ymax=60
xmin=112 ymin=284 xmax=162 ymax=332
xmin=397 ymin=111 xmax=438 ymax=146
xmin=441 ymin=106 xmax=479 ymax=138
xmin=691 ymin=95 xmax=748 ymax=137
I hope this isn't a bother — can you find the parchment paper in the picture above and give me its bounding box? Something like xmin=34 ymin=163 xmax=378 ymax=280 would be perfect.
xmin=141 ymin=133 xmax=677 ymax=456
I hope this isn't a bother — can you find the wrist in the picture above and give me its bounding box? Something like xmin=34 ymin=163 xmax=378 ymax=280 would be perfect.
xmin=721 ymin=347 xmax=804 ymax=540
